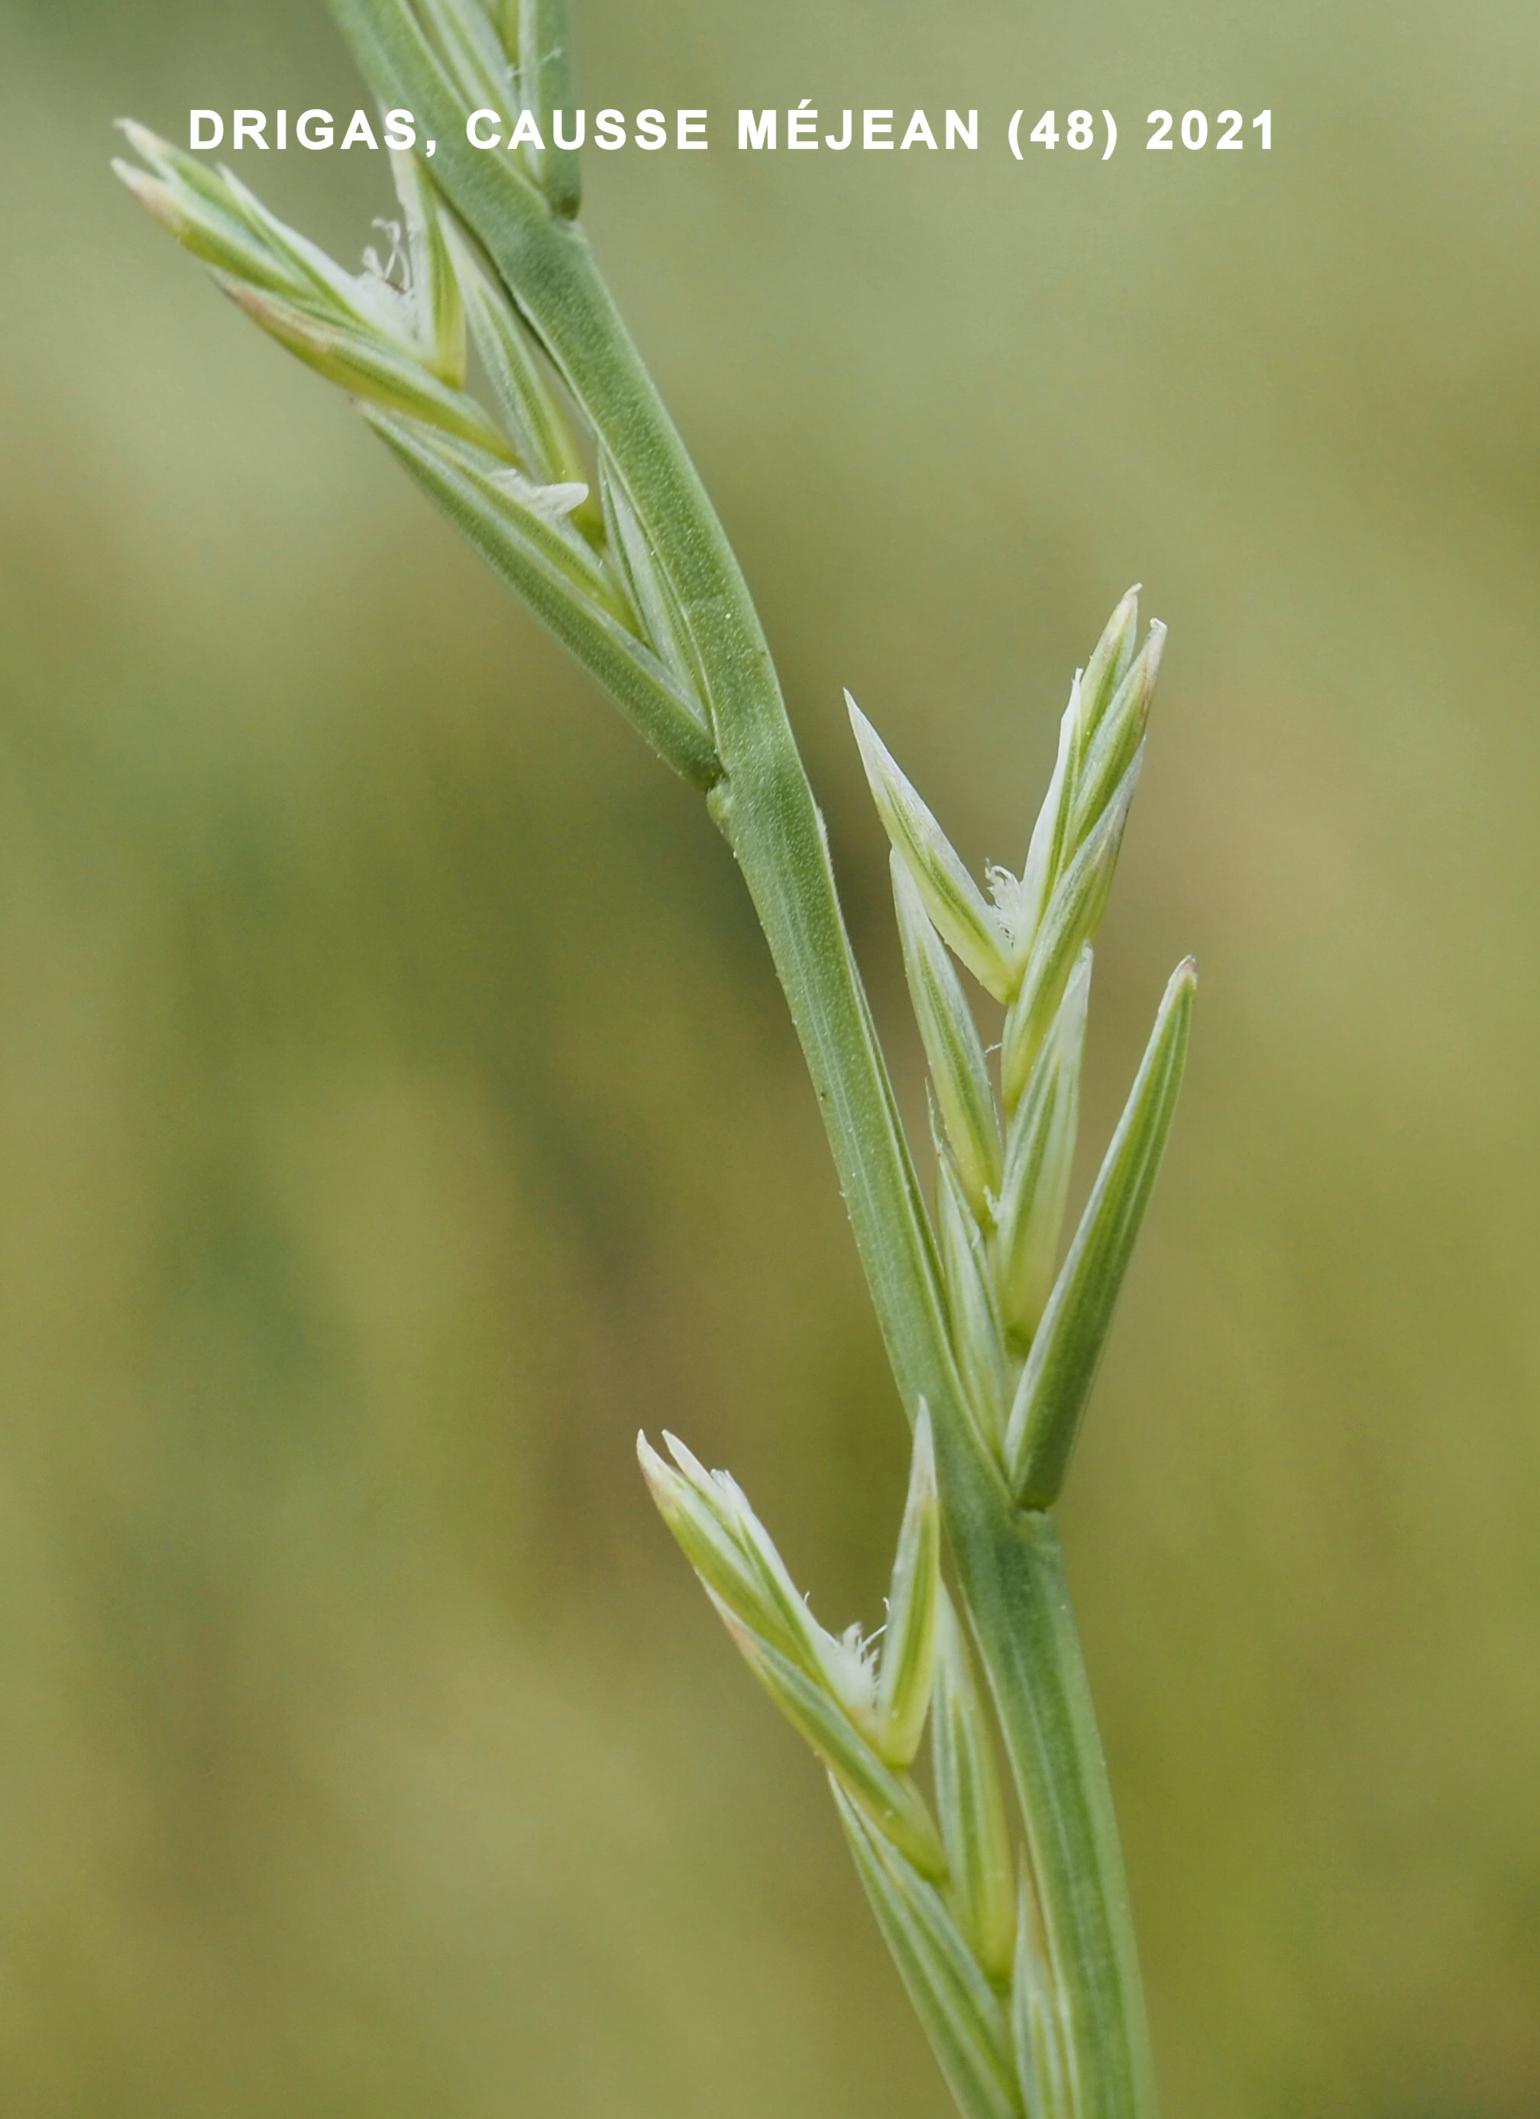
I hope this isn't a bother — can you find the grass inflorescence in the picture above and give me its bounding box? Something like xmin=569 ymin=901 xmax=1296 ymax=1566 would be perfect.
xmin=117 ymin=8 xmax=1195 ymax=2113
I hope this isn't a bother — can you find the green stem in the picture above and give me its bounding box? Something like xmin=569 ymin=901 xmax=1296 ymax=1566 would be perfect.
xmin=328 ymin=8 xmax=1157 ymax=2107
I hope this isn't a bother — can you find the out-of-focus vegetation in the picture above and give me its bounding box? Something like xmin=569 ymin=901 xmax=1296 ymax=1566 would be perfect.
xmin=2 ymin=2 xmax=1537 ymax=2113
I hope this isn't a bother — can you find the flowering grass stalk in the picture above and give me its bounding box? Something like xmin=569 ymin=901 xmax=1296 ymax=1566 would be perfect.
xmin=118 ymin=7 xmax=1195 ymax=2111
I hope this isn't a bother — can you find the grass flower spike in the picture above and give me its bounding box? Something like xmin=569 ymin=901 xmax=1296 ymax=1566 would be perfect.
xmin=931 ymin=1599 xmax=1017 ymax=1990
xmin=852 ymin=593 xmax=1194 ymax=1514
xmin=893 ymin=857 xmax=1004 ymax=1220
xmin=112 ymin=116 xmax=716 ymax=789
xmin=639 ymin=1419 xmax=946 ymax=1876
xmin=119 ymin=12 xmax=1197 ymax=2111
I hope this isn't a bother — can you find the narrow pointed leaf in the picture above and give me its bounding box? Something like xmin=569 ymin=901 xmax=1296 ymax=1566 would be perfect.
xmin=391 ymin=149 xmax=466 ymax=384
xmin=364 ymin=410 xmax=719 ymax=787
xmin=848 ymin=697 xmax=1013 ymax=1001
xmin=221 ymin=281 xmax=508 ymax=454
xmin=1069 ymin=622 xmax=1163 ymax=850
xmin=937 ymin=1155 xmax=1009 ymax=1449
xmin=1000 ymin=747 xmax=1142 ymax=1110
xmin=600 ymin=460 xmax=707 ymax=709
xmin=932 ymin=1599 xmax=1017 ymax=1988
xmin=893 ymin=859 xmax=1002 ymax=1218
xmin=446 ymin=221 xmax=589 ymax=494
xmin=1012 ymin=682 xmax=1078 ymax=970
xmin=996 ymin=949 xmax=1091 ymax=1351
xmin=1011 ymin=1865 xmax=1074 ymax=2119
xmin=1076 ymin=584 xmax=1141 ymax=744
xmin=720 ymin=1616 xmax=946 ymax=1877
xmin=1012 ymin=590 xmax=1145 ymax=973
xmin=1007 ymin=958 xmax=1197 ymax=1506
xmin=876 ymin=1408 xmax=941 ymax=1767
xmin=380 ymin=416 xmax=611 ymax=603
xmin=833 ymin=1785 xmax=1023 ymax=2119
xmin=519 ymin=0 xmax=582 ymax=215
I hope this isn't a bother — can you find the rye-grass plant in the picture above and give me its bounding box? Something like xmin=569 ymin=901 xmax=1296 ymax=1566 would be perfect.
xmin=118 ymin=10 xmax=1195 ymax=2111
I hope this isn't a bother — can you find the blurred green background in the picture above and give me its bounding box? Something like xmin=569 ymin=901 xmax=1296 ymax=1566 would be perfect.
xmin=3 ymin=2 xmax=1537 ymax=2114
